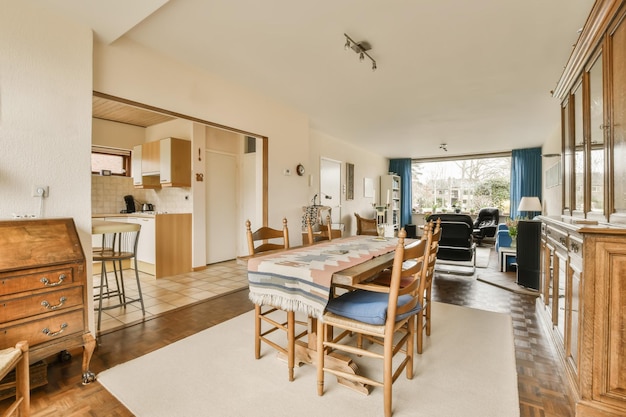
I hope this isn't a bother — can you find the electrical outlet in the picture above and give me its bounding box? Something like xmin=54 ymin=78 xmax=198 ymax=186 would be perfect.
xmin=32 ymin=185 xmax=49 ymax=197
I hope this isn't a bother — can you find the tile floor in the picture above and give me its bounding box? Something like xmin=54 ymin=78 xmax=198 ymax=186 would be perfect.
xmin=93 ymin=260 xmax=249 ymax=334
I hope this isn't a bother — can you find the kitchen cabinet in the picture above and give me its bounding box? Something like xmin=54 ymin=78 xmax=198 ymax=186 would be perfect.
xmin=0 ymin=218 xmax=96 ymax=385
xmin=132 ymin=145 xmax=160 ymax=189
xmin=132 ymin=138 xmax=191 ymax=188
xmin=160 ymin=137 xmax=191 ymax=187
xmin=94 ymin=214 xmax=191 ymax=278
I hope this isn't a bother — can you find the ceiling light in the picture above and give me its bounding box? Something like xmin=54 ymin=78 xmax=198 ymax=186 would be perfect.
xmin=344 ymin=33 xmax=377 ymax=71
xmin=439 ymin=143 xmax=448 ymax=152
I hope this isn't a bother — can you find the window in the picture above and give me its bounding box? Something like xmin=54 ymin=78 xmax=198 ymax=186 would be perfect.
xmin=91 ymin=146 xmax=131 ymax=176
xmin=411 ymin=154 xmax=511 ymax=215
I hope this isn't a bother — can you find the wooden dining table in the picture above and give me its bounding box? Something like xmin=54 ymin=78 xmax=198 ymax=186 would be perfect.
xmin=240 ymin=235 xmax=409 ymax=393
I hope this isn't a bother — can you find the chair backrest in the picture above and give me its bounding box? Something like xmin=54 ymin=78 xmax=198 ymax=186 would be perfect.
xmin=385 ymin=229 xmax=427 ymax=329
xmin=246 ymin=218 xmax=289 ymax=255
xmin=473 ymin=208 xmax=500 ymax=238
xmin=93 ymin=223 xmax=141 ymax=260
xmin=354 ymin=213 xmax=378 ymax=236
xmin=426 ymin=213 xmax=473 ymax=261
xmin=306 ymin=215 xmax=332 ymax=244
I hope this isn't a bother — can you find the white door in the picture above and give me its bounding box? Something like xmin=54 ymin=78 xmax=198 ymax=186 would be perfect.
xmin=206 ymin=151 xmax=238 ymax=263
xmin=320 ymin=158 xmax=342 ymax=224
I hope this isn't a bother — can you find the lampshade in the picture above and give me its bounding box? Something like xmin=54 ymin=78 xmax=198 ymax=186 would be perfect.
xmin=517 ymin=197 xmax=542 ymax=213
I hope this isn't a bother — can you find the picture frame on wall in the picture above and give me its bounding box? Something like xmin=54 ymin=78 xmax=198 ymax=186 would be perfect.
xmin=346 ymin=162 xmax=354 ymax=200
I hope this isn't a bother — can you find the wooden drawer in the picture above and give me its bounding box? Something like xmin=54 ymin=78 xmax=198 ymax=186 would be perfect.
xmin=546 ymin=226 xmax=568 ymax=250
xmin=0 ymin=265 xmax=76 ymax=293
xmin=0 ymin=308 xmax=84 ymax=348
xmin=0 ymin=285 xmax=84 ymax=322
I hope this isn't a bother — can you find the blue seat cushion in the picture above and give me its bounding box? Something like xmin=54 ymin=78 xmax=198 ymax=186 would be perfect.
xmin=326 ymin=290 xmax=422 ymax=325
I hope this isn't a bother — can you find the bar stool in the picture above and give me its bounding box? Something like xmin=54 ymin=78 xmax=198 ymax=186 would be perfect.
xmin=92 ymin=220 xmax=145 ymax=332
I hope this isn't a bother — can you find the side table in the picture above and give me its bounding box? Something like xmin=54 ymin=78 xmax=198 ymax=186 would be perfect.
xmin=498 ymin=246 xmax=516 ymax=272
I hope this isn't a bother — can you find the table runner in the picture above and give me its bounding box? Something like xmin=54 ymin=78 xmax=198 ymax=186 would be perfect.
xmin=247 ymin=235 xmax=400 ymax=318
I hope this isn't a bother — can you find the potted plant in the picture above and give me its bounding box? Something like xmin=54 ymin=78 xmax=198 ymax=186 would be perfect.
xmin=506 ymin=218 xmax=518 ymax=246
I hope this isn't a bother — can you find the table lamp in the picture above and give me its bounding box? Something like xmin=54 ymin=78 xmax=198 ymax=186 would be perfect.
xmin=517 ymin=196 xmax=542 ymax=218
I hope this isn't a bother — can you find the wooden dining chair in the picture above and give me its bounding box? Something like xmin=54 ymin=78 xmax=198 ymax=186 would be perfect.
xmin=246 ymin=218 xmax=306 ymax=381
xmin=0 ymin=341 xmax=30 ymax=417
xmin=354 ymin=212 xmax=378 ymax=236
xmin=305 ymin=215 xmax=333 ymax=244
xmin=316 ymin=229 xmax=426 ymax=417
xmin=417 ymin=218 xmax=441 ymax=354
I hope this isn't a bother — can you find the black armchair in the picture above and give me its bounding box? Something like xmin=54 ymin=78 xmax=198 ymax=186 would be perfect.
xmin=426 ymin=213 xmax=476 ymax=275
xmin=472 ymin=208 xmax=499 ymax=245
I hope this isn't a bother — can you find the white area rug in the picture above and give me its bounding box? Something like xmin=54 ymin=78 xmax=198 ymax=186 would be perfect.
xmin=98 ymin=302 xmax=519 ymax=417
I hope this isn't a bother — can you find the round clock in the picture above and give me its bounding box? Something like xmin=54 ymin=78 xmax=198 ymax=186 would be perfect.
xmin=296 ymin=164 xmax=305 ymax=176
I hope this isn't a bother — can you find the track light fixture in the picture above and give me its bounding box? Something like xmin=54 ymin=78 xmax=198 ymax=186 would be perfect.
xmin=344 ymin=33 xmax=377 ymax=72
xmin=439 ymin=143 xmax=448 ymax=152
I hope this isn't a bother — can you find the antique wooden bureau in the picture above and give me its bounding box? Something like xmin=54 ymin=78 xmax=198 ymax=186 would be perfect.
xmin=0 ymin=218 xmax=96 ymax=384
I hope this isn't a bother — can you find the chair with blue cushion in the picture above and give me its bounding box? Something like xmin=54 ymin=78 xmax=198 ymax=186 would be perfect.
xmin=316 ymin=229 xmax=426 ymax=417
xmin=495 ymin=223 xmax=512 ymax=252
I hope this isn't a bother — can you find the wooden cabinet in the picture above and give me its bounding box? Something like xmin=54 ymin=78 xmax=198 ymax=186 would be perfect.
xmin=539 ymin=216 xmax=626 ymax=417
xmin=95 ymin=215 xmax=191 ymax=278
xmin=160 ymin=137 xmax=191 ymax=187
xmin=132 ymin=145 xmax=160 ymax=189
xmin=0 ymin=218 xmax=96 ymax=384
xmin=554 ymin=1 xmax=626 ymax=223
xmin=380 ymin=174 xmax=401 ymax=231
xmin=132 ymin=138 xmax=191 ymax=188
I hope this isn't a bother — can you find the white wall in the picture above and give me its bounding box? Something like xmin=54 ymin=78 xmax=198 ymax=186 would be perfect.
xmin=93 ymin=38 xmax=311 ymax=245
xmin=542 ymin=127 xmax=563 ymax=216
xmin=309 ymin=129 xmax=388 ymax=236
xmin=1 ymin=1 xmax=95 ymax=329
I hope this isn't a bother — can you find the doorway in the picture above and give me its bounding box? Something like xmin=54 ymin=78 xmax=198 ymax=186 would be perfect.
xmin=206 ymin=150 xmax=238 ymax=263
xmin=320 ymin=158 xmax=342 ymax=224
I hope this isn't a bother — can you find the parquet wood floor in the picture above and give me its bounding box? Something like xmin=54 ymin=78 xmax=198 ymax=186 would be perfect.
xmin=2 ymin=248 xmax=574 ymax=416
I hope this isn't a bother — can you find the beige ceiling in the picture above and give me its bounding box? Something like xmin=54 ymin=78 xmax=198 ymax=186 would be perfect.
xmin=92 ymin=96 xmax=176 ymax=128
xmin=42 ymin=0 xmax=595 ymax=158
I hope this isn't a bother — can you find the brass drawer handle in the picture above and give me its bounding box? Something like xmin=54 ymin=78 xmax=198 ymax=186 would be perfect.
xmin=42 ymin=323 xmax=68 ymax=337
xmin=559 ymin=237 xmax=567 ymax=246
xmin=570 ymin=243 xmax=580 ymax=253
xmin=41 ymin=296 xmax=67 ymax=310
xmin=40 ymin=273 xmax=66 ymax=287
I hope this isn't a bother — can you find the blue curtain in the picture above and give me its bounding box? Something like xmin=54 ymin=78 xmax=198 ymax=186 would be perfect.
xmin=510 ymin=147 xmax=542 ymax=219
xmin=389 ymin=159 xmax=412 ymax=227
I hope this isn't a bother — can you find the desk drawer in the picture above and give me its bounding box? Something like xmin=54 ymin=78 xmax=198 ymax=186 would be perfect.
xmin=0 ymin=266 xmax=77 ymax=293
xmin=0 ymin=308 xmax=84 ymax=348
xmin=0 ymin=285 xmax=84 ymax=322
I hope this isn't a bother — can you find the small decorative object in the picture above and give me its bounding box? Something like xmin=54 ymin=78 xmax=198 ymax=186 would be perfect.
xmin=296 ymin=164 xmax=305 ymax=176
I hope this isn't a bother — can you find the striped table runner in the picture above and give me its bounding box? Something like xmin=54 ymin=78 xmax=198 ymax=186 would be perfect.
xmin=247 ymin=235 xmax=400 ymax=318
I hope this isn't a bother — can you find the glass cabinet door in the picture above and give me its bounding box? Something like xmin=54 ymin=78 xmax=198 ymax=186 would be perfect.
xmin=611 ymin=17 xmax=626 ymax=214
xmin=588 ymin=55 xmax=605 ymax=215
xmin=573 ymin=81 xmax=584 ymax=214
xmin=563 ymin=98 xmax=573 ymax=214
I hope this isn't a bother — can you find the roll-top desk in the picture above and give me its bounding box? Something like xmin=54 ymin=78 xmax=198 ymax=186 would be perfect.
xmin=0 ymin=218 xmax=96 ymax=384
xmin=539 ymin=216 xmax=626 ymax=417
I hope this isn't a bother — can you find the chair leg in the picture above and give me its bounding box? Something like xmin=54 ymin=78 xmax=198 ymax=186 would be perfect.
xmin=287 ymin=311 xmax=295 ymax=382
xmin=417 ymin=310 xmax=424 ymax=354
xmin=15 ymin=341 xmax=30 ymax=417
xmin=316 ymin=318 xmax=325 ymax=396
xmin=97 ymin=262 xmax=107 ymax=332
xmin=383 ymin=334 xmax=393 ymax=417
xmin=254 ymin=304 xmax=262 ymax=359
xmin=133 ymin=256 xmax=145 ymax=315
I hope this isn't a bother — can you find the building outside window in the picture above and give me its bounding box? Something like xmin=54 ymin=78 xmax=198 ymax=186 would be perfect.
xmin=411 ymin=155 xmax=511 ymax=215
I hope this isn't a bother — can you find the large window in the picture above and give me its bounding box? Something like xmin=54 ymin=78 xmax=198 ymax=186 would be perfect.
xmin=411 ymin=155 xmax=511 ymax=215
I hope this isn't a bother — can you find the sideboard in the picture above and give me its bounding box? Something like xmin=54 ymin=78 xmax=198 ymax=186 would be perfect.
xmin=539 ymin=216 xmax=626 ymax=417
xmin=0 ymin=218 xmax=96 ymax=384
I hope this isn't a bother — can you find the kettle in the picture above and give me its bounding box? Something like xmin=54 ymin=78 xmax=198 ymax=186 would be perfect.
xmin=142 ymin=203 xmax=154 ymax=212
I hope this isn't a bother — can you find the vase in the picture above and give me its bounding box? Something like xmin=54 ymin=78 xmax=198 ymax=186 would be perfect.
xmin=510 ymin=238 xmax=516 ymax=247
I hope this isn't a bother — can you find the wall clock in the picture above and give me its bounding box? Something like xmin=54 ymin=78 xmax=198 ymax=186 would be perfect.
xmin=296 ymin=164 xmax=305 ymax=176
